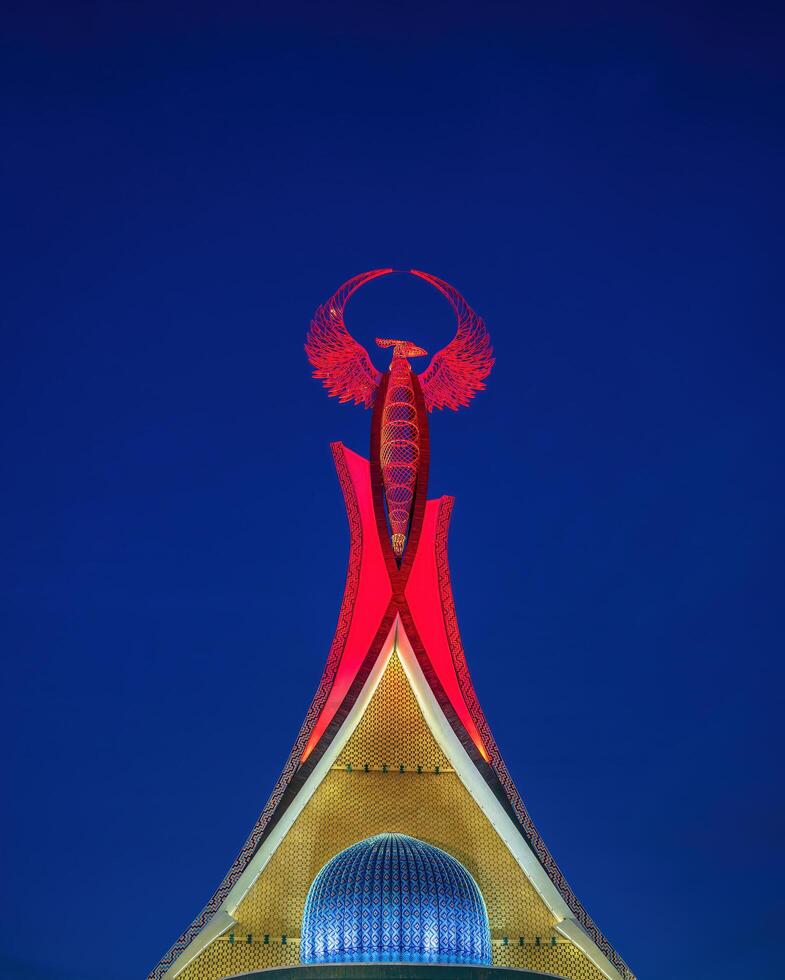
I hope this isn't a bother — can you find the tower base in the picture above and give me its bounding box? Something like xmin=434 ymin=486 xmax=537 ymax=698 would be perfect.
xmin=231 ymin=967 xmax=566 ymax=980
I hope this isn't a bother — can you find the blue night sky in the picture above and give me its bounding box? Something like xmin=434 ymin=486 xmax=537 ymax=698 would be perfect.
xmin=2 ymin=4 xmax=784 ymax=979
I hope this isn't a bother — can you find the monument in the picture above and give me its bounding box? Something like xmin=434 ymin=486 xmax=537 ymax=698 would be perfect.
xmin=149 ymin=270 xmax=634 ymax=980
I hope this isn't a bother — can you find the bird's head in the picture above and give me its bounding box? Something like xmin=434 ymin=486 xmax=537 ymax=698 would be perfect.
xmin=375 ymin=337 xmax=428 ymax=362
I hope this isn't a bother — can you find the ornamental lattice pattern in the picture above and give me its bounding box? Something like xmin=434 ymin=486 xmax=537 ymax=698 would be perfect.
xmin=379 ymin=354 xmax=421 ymax=558
xmin=300 ymin=833 xmax=491 ymax=965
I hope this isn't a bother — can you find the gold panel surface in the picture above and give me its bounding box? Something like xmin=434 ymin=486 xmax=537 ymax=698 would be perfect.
xmin=178 ymin=653 xmax=609 ymax=980
xmin=334 ymin=651 xmax=452 ymax=773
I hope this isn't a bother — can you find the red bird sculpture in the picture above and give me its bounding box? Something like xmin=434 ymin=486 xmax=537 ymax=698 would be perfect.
xmin=306 ymin=269 xmax=494 ymax=561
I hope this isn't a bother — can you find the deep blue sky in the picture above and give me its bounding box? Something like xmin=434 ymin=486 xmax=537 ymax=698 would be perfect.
xmin=2 ymin=3 xmax=784 ymax=979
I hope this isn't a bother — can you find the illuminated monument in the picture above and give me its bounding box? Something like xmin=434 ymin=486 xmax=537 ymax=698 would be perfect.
xmin=150 ymin=270 xmax=634 ymax=980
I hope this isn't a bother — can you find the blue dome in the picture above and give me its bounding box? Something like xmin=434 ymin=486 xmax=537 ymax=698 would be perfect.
xmin=300 ymin=833 xmax=491 ymax=966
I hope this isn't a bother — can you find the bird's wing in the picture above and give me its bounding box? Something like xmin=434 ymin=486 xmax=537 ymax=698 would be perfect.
xmin=412 ymin=270 xmax=494 ymax=411
xmin=305 ymin=269 xmax=391 ymax=407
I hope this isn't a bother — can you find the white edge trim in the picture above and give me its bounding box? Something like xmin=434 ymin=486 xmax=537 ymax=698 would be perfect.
xmin=162 ymin=910 xmax=234 ymax=980
xmin=163 ymin=622 xmax=398 ymax=979
xmin=394 ymin=621 xmax=624 ymax=980
xmin=556 ymin=917 xmax=624 ymax=980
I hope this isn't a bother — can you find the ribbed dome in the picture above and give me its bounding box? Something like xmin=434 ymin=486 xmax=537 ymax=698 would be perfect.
xmin=300 ymin=833 xmax=491 ymax=966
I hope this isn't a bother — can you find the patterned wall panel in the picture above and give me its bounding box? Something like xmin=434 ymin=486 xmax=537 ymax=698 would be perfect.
xmin=334 ymin=652 xmax=451 ymax=773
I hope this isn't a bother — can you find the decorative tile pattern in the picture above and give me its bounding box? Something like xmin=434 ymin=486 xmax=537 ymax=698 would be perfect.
xmin=301 ymin=833 xmax=491 ymax=965
xmin=334 ymin=650 xmax=450 ymax=773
